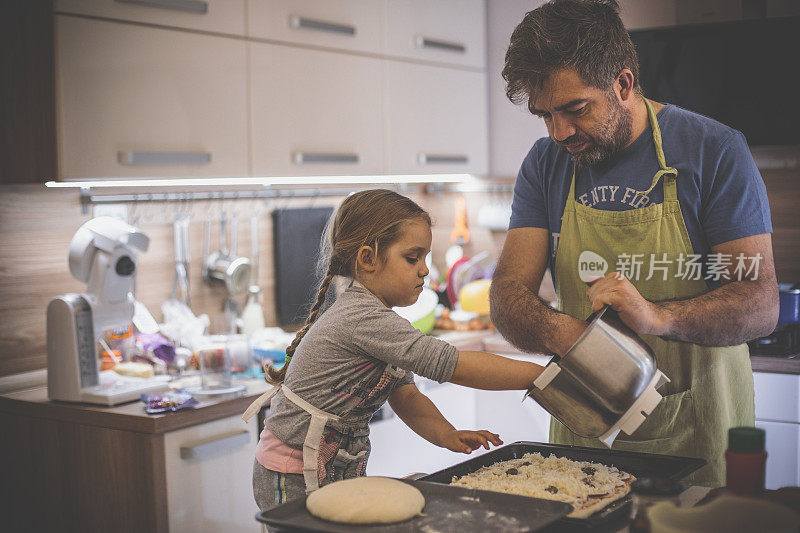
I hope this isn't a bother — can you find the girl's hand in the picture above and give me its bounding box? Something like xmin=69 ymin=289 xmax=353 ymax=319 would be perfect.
xmin=441 ymin=429 xmax=502 ymax=454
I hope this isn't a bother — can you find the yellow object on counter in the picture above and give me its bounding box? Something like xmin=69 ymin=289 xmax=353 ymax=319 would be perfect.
xmin=458 ymin=279 xmax=491 ymax=315
xmin=112 ymin=362 xmax=154 ymax=378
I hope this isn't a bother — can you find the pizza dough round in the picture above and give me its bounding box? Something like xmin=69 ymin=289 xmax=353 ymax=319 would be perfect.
xmin=306 ymin=477 xmax=425 ymax=524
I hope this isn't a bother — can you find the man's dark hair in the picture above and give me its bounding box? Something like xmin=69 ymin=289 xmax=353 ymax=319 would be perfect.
xmin=502 ymin=0 xmax=640 ymax=113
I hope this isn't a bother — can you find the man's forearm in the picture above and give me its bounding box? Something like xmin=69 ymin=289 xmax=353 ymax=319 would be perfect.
xmin=652 ymin=279 xmax=779 ymax=346
xmin=490 ymin=276 xmax=585 ymax=356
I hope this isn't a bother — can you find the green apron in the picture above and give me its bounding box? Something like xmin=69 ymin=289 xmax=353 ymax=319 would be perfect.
xmin=550 ymin=99 xmax=755 ymax=487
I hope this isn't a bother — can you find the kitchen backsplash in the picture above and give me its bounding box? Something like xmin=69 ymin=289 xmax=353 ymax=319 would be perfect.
xmin=0 ymin=184 xmax=509 ymax=377
xmin=1 ymin=168 xmax=797 ymax=378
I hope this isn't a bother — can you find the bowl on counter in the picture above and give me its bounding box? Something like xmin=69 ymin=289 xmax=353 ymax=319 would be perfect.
xmin=393 ymin=287 xmax=438 ymax=334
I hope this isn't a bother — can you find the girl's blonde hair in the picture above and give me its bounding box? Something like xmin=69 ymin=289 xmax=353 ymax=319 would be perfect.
xmin=266 ymin=189 xmax=431 ymax=384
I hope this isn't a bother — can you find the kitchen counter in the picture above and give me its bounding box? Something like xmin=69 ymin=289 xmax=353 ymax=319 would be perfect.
xmin=0 ymin=378 xmax=269 ymax=533
xmin=0 ymin=377 xmax=269 ymax=434
xmin=478 ymin=331 xmax=800 ymax=375
xmin=750 ymin=354 xmax=800 ymax=375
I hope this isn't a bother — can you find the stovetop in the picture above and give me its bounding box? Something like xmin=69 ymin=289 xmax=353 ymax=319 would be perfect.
xmin=748 ymin=324 xmax=800 ymax=358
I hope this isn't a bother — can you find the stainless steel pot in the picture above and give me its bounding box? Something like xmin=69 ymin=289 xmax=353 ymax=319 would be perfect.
xmin=525 ymin=306 xmax=669 ymax=446
xmin=202 ymin=212 xmax=252 ymax=295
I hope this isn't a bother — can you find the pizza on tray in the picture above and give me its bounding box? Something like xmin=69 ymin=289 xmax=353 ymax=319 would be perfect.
xmin=450 ymin=452 xmax=635 ymax=519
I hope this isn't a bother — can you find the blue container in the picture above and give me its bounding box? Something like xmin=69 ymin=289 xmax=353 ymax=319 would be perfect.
xmin=778 ymin=288 xmax=800 ymax=325
xmin=253 ymin=347 xmax=286 ymax=364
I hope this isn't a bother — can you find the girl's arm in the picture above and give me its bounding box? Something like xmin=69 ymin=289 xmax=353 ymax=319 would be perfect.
xmin=449 ymin=351 xmax=545 ymax=390
xmin=388 ymin=383 xmax=501 ymax=453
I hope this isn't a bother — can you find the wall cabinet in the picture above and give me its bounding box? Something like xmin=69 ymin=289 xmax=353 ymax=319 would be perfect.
xmin=54 ymin=1 xmax=489 ymax=180
xmin=55 ymin=15 xmax=249 ymax=179
xmin=250 ymin=43 xmax=384 ymax=176
xmin=248 ymin=0 xmax=384 ymax=54
xmin=385 ymin=0 xmax=486 ymax=69
xmin=385 ymin=61 xmax=488 ymax=175
xmin=56 ymin=0 xmax=247 ymax=36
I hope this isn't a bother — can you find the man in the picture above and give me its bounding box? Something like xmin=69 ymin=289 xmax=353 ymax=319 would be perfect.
xmin=490 ymin=0 xmax=778 ymax=487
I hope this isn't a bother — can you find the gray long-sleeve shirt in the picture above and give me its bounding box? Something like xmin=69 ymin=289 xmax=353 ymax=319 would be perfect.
xmin=265 ymin=280 xmax=459 ymax=449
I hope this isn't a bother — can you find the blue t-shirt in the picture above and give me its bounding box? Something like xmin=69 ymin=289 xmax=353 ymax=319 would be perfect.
xmin=509 ymin=104 xmax=772 ymax=289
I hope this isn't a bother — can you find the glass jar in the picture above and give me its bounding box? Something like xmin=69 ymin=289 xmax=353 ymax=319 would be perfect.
xmin=195 ymin=335 xmax=233 ymax=390
xmin=629 ymin=477 xmax=683 ymax=533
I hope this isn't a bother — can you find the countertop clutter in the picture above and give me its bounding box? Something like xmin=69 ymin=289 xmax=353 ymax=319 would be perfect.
xmin=2 ymin=331 xmax=799 ymax=532
xmin=0 ymin=378 xmax=268 ymax=434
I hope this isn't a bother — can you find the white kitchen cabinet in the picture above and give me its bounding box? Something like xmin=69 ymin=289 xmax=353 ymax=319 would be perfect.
xmin=56 ymin=0 xmax=247 ymax=36
xmin=755 ymin=420 xmax=800 ymax=491
xmin=486 ymin=0 xmax=549 ymax=179
xmin=367 ymin=380 xmax=488 ymax=477
xmin=385 ymin=0 xmax=486 ymax=69
xmin=474 ymin=353 xmax=553 ymax=444
xmin=247 ymin=0 xmax=384 ymax=54
xmin=475 ymin=389 xmax=552 ymax=445
xmin=164 ymin=414 xmax=261 ymax=532
xmin=385 ymin=61 xmax=488 ymax=175
xmin=55 ymin=15 xmax=249 ymax=179
xmin=250 ymin=43 xmax=385 ymax=176
xmin=753 ymin=371 xmax=800 ymax=489
xmin=754 ymin=372 xmax=800 ymax=423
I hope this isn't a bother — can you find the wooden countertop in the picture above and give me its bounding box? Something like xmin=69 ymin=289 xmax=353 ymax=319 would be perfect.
xmin=0 ymin=378 xmax=269 ymax=434
xmin=750 ymin=355 xmax=800 ymax=375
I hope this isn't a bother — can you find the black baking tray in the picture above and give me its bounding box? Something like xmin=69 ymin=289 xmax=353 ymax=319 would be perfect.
xmin=418 ymin=441 xmax=707 ymax=528
xmin=256 ymin=479 xmax=572 ymax=533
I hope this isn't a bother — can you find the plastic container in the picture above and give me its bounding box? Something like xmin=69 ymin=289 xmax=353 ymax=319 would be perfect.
xmin=725 ymin=426 xmax=766 ymax=496
xmin=241 ymin=286 xmax=266 ymax=336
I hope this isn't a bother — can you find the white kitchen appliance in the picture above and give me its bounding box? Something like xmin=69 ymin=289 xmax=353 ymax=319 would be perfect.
xmin=47 ymin=217 xmax=168 ymax=405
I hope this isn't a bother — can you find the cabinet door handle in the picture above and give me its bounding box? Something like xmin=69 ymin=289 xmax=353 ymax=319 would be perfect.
xmin=118 ymin=151 xmax=212 ymax=166
xmin=115 ymin=0 xmax=208 ymax=14
xmin=418 ymin=153 xmax=469 ymax=165
xmin=293 ymin=152 xmax=359 ymax=165
xmin=179 ymin=430 xmax=250 ymax=460
xmin=289 ymin=16 xmax=356 ymax=36
xmin=414 ymin=36 xmax=466 ymax=54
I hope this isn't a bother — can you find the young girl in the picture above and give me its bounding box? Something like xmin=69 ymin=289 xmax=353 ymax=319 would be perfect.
xmin=244 ymin=189 xmax=546 ymax=508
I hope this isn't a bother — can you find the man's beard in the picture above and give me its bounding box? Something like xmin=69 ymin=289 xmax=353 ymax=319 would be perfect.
xmin=558 ymin=95 xmax=633 ymax=167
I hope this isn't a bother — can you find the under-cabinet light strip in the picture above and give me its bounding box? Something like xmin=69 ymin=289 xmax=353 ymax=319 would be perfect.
xmin=45 ymin=174 xmax=472 ymax=189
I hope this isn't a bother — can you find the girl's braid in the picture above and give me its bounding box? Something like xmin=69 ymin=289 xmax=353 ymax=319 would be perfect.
xmin=265 ymin=268 xmax=336 ymax=384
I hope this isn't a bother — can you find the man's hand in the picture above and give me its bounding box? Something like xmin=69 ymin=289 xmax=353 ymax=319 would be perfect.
xmin=439 ymin=429 xmax=502 ymax=454
xmin=586 ymin=272 xmax=667 ymax=335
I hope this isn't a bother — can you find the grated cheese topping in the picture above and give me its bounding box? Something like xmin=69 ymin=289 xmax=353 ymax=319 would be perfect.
xmin=450 ymin=452 xmax=633 ymax=509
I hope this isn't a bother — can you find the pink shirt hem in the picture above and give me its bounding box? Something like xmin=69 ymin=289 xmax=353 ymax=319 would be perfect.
xmin=255 ymin=426 xmax=304 ymax=474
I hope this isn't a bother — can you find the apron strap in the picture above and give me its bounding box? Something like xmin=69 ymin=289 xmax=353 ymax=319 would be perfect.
xmin=635 ymin=99 xmax=678 ymax=197
xmin=281 ymin=385 xmax=343 ymax=493
xmin=241 ymin=384 xmax=281 ymax=423
xmin=302 ymin=413 xmax=330 ymax=493
xmin=282 ymin=386 xmax=341 ymax=422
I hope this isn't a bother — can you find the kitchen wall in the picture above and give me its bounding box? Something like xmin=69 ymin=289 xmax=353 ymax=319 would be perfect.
xmin=487 ymin=0 xmax=800 ymax=281
xmin=3 ymin=0 xmax=798 ymax=378
xmin=0 ymin=184 xmax=513 ymax=377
